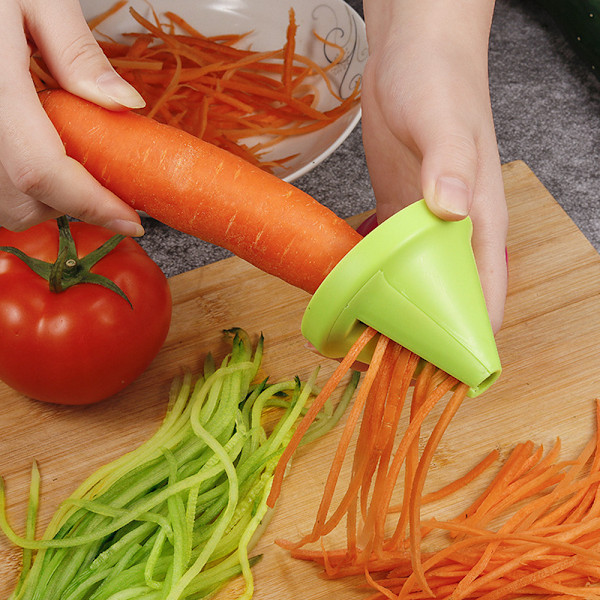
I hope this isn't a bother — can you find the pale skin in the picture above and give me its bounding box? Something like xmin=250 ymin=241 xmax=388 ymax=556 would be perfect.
xmin=1 ymin=0 xmax=507 ymax=331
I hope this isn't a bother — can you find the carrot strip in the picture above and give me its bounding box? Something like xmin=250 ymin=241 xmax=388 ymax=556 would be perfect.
xmin=87 ymin=0 xmax=127 ymax=31
xmin=108 ymin=57 xmax=164 ymax=71
xmin=284 ymin=336 xmax=390 ymax=548
xmin=282 ymin=9 xmax=297 ymax=94
xmin=388 ymin=362 xmax=436 ymax=550
xmin=449 ymin=441 xmax=582 ymax=600
xmin=453 ymin=441 xmax=538 ymax=529
xmin=408 ymin=381 xmax=467 ymax=596
xmin=312 ymin=31 xmax=346 ymax=72
xmin=372 ymin=375 xmax=460 ymax=547
xmin=406 ymin=449 xmax=499 ymax=507
xmin=267 ymin=327 xmax=378 ymax=508
xmin=354 ymin=348 xmax=417 ymax=561
xmin=146 ymin=52 xmax=183 ymax=119
xmin=358 ymin=342 xmax=402 ymax=522
xmin=365 ymin=350 xmax=419 ymax=530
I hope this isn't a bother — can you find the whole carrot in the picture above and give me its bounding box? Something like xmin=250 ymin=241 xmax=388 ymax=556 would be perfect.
xmin=40 ymin=89 xmax=361 ymax=294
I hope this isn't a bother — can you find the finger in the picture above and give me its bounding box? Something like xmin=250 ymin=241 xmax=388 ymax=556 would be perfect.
xmin=420 ymin=113 xmax=508 ymax=331
xmin=469 ymin=144 xmax=509 ymax=334
xmin=23 ymin=0 xmax=144 ymax=110
xmin=417 ymin=108 xmax=478 ymax=221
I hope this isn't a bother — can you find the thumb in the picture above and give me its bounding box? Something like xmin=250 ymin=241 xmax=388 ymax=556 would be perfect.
xmin=26 ymin=0 xmax=144 ymax=110
xmin=419 ymin=130 xmax=478 ymax=222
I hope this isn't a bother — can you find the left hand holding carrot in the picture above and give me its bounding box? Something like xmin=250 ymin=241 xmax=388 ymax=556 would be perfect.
xmin=0 ymin=0 xmax=144 ymax=236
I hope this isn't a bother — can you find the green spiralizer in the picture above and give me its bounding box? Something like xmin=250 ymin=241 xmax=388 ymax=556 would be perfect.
xmin=301 ymin=200 xmax=501 ymax=398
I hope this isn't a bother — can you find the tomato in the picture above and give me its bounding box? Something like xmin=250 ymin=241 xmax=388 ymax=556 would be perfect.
xmin=0 ymin=219 xmax=172 ymax=405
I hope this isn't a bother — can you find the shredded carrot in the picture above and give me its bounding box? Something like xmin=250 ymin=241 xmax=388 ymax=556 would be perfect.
xmin=282 ymin=8 xmax=297 ymax=95
xmin=401 ymin=449 xmax=499 ymax=508
xmin=275 ymin=391 xmax=600 ymax=600
xmin=267 ymin=327 xmax=378 ymax=507
xmin=31 ymin=2 xmax=360 ymax=174
xmin=85 ymin=0 xmax=127 ymax=31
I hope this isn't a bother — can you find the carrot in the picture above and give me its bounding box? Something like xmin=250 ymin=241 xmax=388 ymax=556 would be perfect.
xmin=85 ymin=0 xmax=127 ymax=31
xmin=40 ymin=89 xmax=361 ymax=294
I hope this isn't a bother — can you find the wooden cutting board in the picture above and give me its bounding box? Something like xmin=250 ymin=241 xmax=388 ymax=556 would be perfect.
xmin=1 ymin=160 xmax=600 ymax=598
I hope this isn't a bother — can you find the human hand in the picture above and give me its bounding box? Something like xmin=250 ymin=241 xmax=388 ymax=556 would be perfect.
xmin=0 ymin=0 xmax=146 ymax=236
xmin=361 ymin=0 xmax=508 ymax=333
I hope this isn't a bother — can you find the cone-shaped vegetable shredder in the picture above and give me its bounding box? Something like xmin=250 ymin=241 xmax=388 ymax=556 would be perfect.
xmin=302 ymin=200 xmax=501 ymax=397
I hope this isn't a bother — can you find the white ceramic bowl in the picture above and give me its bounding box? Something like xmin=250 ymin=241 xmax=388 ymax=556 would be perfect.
xmin=79 ymin=0 xmax=367 ymax=182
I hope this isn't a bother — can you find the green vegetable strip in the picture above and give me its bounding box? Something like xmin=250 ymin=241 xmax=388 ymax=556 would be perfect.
xmin=301 ymin=369 xmax=360 ymax=446
xmin=165 ymin=419 xmax=240 ymax=600
xmin=144 ymin=528 xmax=167 ymax=589
xmin=9 ymin=461 xmax=40 ymax=600
xmin=1 ymin=330 xmax=359 ymax=599
xmin=249 ymin=381 xmax=297 ymax=452
xmin=236 ymin=477 xmax=273 ymax=600
xmin=163 ymin=447 xmax=187 ymax=588
xmin=63 ymin=542 xmax=142 ymax=600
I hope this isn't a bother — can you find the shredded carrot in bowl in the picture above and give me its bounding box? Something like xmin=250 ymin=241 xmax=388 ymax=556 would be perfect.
xmin=31 ymin=3 xmax=360 ymax=174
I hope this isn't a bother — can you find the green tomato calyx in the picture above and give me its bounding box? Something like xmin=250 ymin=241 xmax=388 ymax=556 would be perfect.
xmin=0 ymin=216 xmax=133 ymax=308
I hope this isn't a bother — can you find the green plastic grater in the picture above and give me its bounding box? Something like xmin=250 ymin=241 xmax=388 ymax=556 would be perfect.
xmin=301 ymin=199 xmax=501 ymax=398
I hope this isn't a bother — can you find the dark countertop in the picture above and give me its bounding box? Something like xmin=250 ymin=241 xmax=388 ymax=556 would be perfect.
xmin=137 ymin=0 xmax=600 ymax=278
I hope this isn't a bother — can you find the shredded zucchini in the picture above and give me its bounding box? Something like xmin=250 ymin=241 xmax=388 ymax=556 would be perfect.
xmin=1 ymin=329 xmax=358 ymax=600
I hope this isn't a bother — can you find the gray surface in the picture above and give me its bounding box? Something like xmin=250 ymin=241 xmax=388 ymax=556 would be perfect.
xmin=137 ymin=0 xmax=600 ymax=277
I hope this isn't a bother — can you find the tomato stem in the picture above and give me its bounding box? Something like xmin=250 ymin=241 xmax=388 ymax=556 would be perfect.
xmin=0 ymin=217 xmax=133 ymax=308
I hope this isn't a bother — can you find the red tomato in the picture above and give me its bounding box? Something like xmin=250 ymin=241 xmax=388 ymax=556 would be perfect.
xmin=0 ymin=220 xmax=172 ymax=405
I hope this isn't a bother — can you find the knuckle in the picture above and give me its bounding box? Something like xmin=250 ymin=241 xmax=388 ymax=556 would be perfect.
xmin=69 ymin=203 xmax=98 ymax=224
xmin=57 ymin=33 xmax=104 ymax=75
xmin=0 ymin=199 xmax=51 ymax=232
xmin=5 ymin=217 xmax=37 ymax=233
xmin=11 ymin=161 xmax=55 ymax=199
xmin=442 ymin=132 xmax=478 ymax=158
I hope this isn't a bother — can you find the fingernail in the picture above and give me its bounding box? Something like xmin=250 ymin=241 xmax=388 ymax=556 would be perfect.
xmin=96 ymin=71 xmax=146 ymax=109
xmin=107 ymin=219 xmax=145 ymax=237
xmin=356 ymin=212 xmax=378 ymax=236
xmin=434 ymin=176 xmax=471 ymax=217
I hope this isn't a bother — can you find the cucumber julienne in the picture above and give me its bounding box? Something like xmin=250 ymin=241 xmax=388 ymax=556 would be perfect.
xmin=0 ymin=329 xmax=359 ymax=600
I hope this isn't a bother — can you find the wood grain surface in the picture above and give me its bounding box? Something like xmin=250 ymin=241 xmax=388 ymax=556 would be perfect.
xmin=1 ymin=160 xmax=599 ymax=598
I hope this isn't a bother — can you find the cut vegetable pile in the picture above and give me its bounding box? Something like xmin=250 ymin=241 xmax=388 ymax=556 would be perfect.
xmin=266 ymin=330 xmax=600 ymax=600
xmin=31 ymin=2 xmax=360 ymax=173
xmin=0 ymin=329 xmax=358 ymax=599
